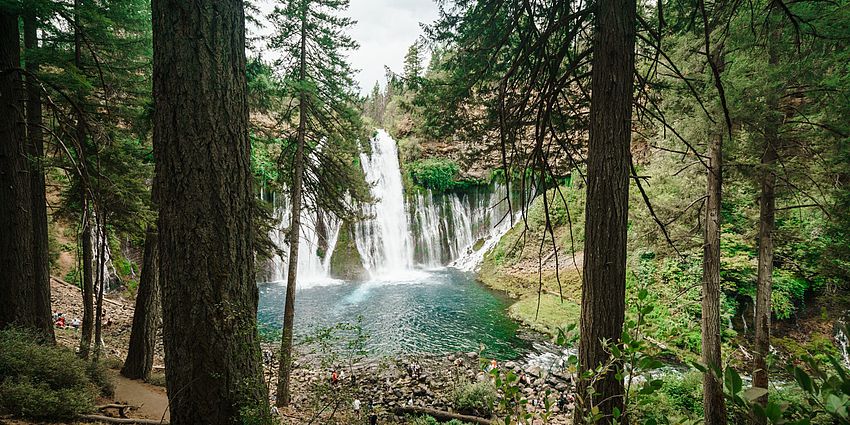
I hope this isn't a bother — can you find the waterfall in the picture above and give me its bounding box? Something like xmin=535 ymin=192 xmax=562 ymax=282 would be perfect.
xmin=410 ymin=183 xmax=513 ymax=272
xmin=354 ymin=130 xmax=416 ymax=275
xmin=266 ymin=129 xmax=515 ymax=282
xmin=267 ymin=192 xmax=341 ymax=286
xmin=353 ymin=130 xmax=513 ymax=275
xmin=836 ymin=319 xmax=850 ymax=368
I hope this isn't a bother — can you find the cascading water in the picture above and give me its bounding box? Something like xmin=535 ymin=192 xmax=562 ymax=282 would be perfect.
xmin=265 ymin=129 xmax=513 ymax=282
xmin=354 ymin=130 xmax=513 ymax=274
xmin=267 ymin=192 xmax=341 ymax=286
xmin=410 ymin=184 xmax=514 ymax=271
xmin=354 ymin=130 xmax=417 ymax=276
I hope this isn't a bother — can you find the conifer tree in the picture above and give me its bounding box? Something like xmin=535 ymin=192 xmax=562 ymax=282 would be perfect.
xmin=0 ymin=5 xmax=53 ymax=337
xmin=152 ymin=0 xmax=270 ymax=422
xmin=267 ymin=0 xmax=365 ymax=407
xmin=403 ymin=43 xmax=423 ymax=90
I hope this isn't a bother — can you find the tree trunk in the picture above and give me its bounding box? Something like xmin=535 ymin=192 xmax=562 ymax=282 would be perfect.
xmin=276 ymin=2 xmax=308 ymax=407
xmin=79 ymin=205 xmax=95 ymax=358
xmin=702 ymin=130 xmax=727 ymax=424
xmin=0 ymin=10 xmax=43 ymax=334
xmin=575 ymin=0 xmax=635 ymax=421
xmin=24 ymin=12 xmax=55 ymax=342
xmin=73 ymin=0 xmax=96 ymax=359
xmin=93 ymin=217 xmax=107 ymax=359
xmin=151 ymin=0 xmax=269 ymax=422
xmin=752 ymin=36 xmax=780 ymax=423
xmin=122 ymin=225 xmax=160 ymax=381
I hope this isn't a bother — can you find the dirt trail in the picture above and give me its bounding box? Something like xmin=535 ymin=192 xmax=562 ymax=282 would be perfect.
xmin=109 ymin=372 xmax=169 ymax=422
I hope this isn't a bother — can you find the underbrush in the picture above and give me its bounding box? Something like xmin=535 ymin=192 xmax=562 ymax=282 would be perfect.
xmin=0 ymin=329 xmax=112 ymax=419
xmin=630 ymin=370 xmax=835 ymax=425
xmin=409 ymin=415 xmax=475 ymax=425
xmin=451 ymin=379 xmax=496 ymax=417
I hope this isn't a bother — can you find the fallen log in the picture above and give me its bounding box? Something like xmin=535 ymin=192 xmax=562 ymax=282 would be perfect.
xmin=97 ymin=403 xmax=138 ymax=418
xmin=393 ymin=406 xmax=494 ymax=425
xmin=51 ymin=277 xmax=124 ymax=307
xmin=79 ymin=414 xmax=168 ymax=424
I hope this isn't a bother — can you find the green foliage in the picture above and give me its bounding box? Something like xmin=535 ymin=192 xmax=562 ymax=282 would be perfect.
xmin=715 ymin=352 xmax=850 ymax=424
xmin=0 ymin=378 xmax=94 ymax=420
xmin=628 ymin=251 xmax=733 ymax=355
xmin=147 ymin=372 xmax=166 ymax=387
xmin=250 ymin=133 xmax=282 ymax=187
xmin=238 ymin=403 xmax=276 ymax=425
xmin=295 ymin=318 xmax=370 ymax=423
xmin=629 ymin=372 xmax=704 ymax=424
xmin=408 ymin=415 xmax=474 ymax=425
xmin=0 ymin=329 xmax=112 ymax=419
xmin=407 ymin=158 xmax=463 ymax=192
xmin=265 ymin=0 xmax=371 ymax=221
xmin=451 ymin=379 xmax=497 ymax=417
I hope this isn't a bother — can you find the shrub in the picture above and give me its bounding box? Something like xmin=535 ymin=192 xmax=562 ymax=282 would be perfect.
xmin=147 ymin=372 xmax=167 ymax=387
xmin=630 ymin=371 xmax=704 ymax=424
xmin=409 ymin=415 xmax=474 ymax=425
xmin=452 ymin=380 xmax=496 ymax=417
xmin=0 ymin=377 xmax=95 ymax=419
xmin=408 ymin=158 xmax=461 ymax=192
xmin=0 ymin=329 xmax=109 ymax=419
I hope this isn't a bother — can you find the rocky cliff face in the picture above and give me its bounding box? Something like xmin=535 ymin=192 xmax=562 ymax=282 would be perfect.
xmin=399 ymin=129 xmax=582 ymax=181
xmin=329 ymin=220 xmax=368 ymax=281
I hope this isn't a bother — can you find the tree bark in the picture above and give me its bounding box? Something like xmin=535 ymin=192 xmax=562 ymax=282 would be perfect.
xmin=151 ymin=0 xmax=269 ymax=422
xmin=575 ymin=0 xmax=635 ymax=421
xmin=93 ymin=216 xmax=107 ymax=359
xmin=24 ymin=11 xmax=55 ymax=342
xmin=752 ymin=36 xmax=780 ymax=423
xmin=0 ymin=10 xmax=45 ymax=334
xmin=702 ymin=130 xmax=727 ymax=424
xmin=73 ymin=0 xmax=96 ymax=359
xmin=276 ymin=1 xmax=308 ymax=407
xmin=122 ymin=225 xmax=160 ymax=381
xmin=79 ymin=205 xmax=95 ymax=358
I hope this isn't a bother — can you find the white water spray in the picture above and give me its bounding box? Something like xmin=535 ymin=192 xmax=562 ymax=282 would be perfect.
xmin=267 ymin=193 xmax=341 ymax=287
xmin=354 ymin=130 xmax=417 ymax=276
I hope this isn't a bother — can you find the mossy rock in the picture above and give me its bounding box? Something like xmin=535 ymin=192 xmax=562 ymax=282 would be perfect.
xmin=330 ymin=221 xmax=369 ymax=281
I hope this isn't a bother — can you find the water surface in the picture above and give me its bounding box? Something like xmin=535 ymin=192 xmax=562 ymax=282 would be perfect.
xmin=258 ymin=268 xmax=528 ymax=359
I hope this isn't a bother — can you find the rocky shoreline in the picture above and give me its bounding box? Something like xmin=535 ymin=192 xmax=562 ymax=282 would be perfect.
xmin=268 ymin=347 xmax=575 ymax=424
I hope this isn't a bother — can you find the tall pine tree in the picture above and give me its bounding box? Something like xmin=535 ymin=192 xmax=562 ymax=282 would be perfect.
xmin=152 ymin=0 xmax=269 ymax=422
xmin=267 ymin=0 xmax=365 ymax=406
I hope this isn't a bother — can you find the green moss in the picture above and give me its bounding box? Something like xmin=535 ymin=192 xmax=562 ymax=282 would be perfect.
xmin=774 ymin=334 xmax=840 ymax=364
xmin=329 ymin=221 xmax=368 ymax=281
xmin=508 ymin=294 xmax=581 ymax=337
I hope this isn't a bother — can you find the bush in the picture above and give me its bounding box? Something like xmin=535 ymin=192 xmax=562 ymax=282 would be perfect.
xmin=0 ymin=377 xmax=95 ymax=419
xmin=630 ymin=371 xmax=704 ymax=424
xmin=147 ymin=372 xmax=167 ymax=387
xmin=408 ymin=158 xmax=462 ymax=192
xmin=409 ymin=415 xmax=474 ymax=425
xmin=0 ymin=329 xmax=109 ymax=419
xmin=452 ymin=380 xmax=496 ymax=417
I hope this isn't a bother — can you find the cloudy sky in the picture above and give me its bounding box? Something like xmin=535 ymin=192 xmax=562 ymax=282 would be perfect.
xmin=254 ymin=0 xmax=440 ymax=94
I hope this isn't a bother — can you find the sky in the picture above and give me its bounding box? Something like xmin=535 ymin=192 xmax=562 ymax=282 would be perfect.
xmin=254 ymin=0 xmax=440 ymax=94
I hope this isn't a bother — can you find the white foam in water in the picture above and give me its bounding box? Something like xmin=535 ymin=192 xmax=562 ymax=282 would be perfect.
xmin=343 ymin=270 xmax=438 ymax=304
